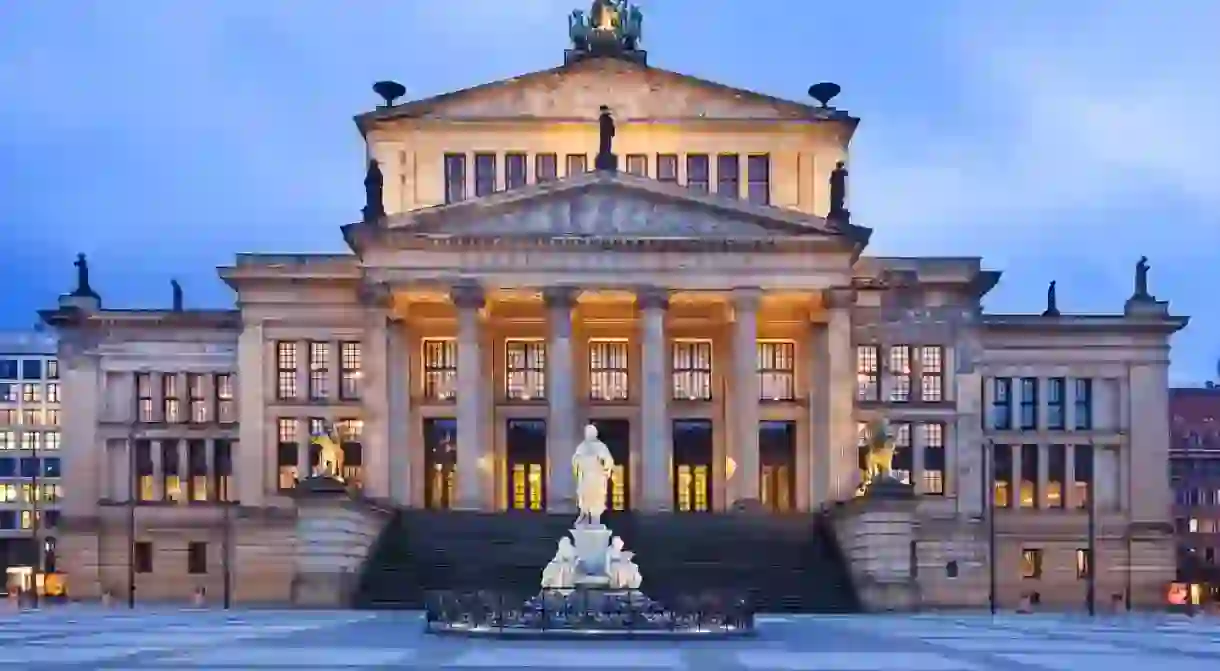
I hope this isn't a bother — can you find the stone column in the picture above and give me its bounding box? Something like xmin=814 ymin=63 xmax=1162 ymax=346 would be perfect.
xmin=729 ymin=287 xmax=761 ymax=505
xmin=544 ymin=286 xmax=579 ymax=512
xmin=808 ymin=324 xmax=829 ymax=508
xmin=823 ymin=288 xmax=857 ymax=502
xmin=1037 ymin=443 xmax=1050 ymax=509
xmin=360 ymin=282 xmax=392 ymax=500
xmin=386 ymin=319 xmax=412 ymax=506
xmin=151 ymin=440 xmax=164 ymax=501
xmin=1011 ymin=444 xmax=1023 ymax=508
xmin=296 ymin=419 xmax=310 ymax=480
xmin=236 ymin=320 xmax=268 ymax=507
xmin=204 ymin=438 xmax=216 ymax=502
xmin=638 ymin=286 xmax=671 ymax=512
xmin=452 ymin=282 xmax=488 ymax=510
xmin=912 ymin=425 xmax=926 ymax=494
xmin=1064 ymin=444 xmax=1078 ymax=509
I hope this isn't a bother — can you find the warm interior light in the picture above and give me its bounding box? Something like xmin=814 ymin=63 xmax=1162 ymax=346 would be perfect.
xmin=726 ymin=456 xmax=737 ymax=480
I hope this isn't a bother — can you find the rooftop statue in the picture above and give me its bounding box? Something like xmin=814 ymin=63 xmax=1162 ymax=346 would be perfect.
xmin=568 ymin=0 xmax=643 ymax=56
xmin=71 ymin=253 xmax=100 ymax=300
xmin=1133 ymin=256 xmax=1152 ymax=300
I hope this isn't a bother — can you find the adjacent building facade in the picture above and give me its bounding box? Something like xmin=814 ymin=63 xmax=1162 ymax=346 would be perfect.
xmin=41 ymin=11 xmax=1187 ymax=608
xmin=0 ymin=330 xmax=62 ymax=595
xmin=1170 ymin=385 xmax=1220 ymax=604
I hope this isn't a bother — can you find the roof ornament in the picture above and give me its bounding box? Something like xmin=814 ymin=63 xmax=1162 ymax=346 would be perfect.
xmin=1042 ymin=280 xmax=1060 ymax=317
xmin=1133 ymin=256 xmax=1153 ymax=301
xmin=372 ymin=80 xmax=406 ymax=108
xmin=71 ymin=253 xmax=101 ymax=301
xmin=808 ymin=82 xmax=842 ymax=108
xmin=171 ymin=279 xmax=184 ymax=312
xmin=363 ymin=159 xmax=385 ymax=223
xmin=828 ymin=161 xmax=850 ymax=224
xmin=567 ymin=1 xmax=646 ymax=65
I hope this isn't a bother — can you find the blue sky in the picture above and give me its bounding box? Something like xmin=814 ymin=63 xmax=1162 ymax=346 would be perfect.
xmin=1 ymin=1 xmax=1216 ymax=383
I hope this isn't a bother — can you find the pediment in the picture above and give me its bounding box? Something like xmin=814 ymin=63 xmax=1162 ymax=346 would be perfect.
xmin=359 ymin=57 xmax=850 ymax=124
xmin=379 ymin=172 xmax=868 ymax=245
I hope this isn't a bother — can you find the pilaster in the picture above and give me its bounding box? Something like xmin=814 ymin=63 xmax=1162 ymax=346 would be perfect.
xmin=387 ymin=319 xmax=412 ymax=506
xmin=823 ymin=288 xmax=857 ymax=502
xmin=360 ymin=282 xmax=393 ymax=500
xmin=236 ymin=320 xmax=267 ymax=507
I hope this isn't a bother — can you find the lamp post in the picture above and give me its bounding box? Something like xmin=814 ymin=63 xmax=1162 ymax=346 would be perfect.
xmin=982 ymin=437 xmax=997 ymax=614
xmin=1086 ymin=439 xmax=1097 ymax=616
xmin=222 ymin=493 xmax=233 ymax=609
xmin=29 ymin=424 xmax=41 ymax=609
xmin=127 ymin=420 xmax=138 ymax=609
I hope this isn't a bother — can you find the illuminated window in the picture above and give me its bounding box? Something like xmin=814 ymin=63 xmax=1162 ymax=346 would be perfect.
xmin=919 ymin=346 xmax=943 ymax=401
xmin=46 ymin=382 xmax=60 ymax=404
xmin=188 ymin=374 xmax=206 ymax=423
xmin=1020 ymin=444 xmax=1039 ymax=508
xmin=565 ymin=153 xmax=587 ymax=176
xmin=1075 ymin=548 xmax=1091 ymax=579
xmin=656 ymin=154 xmax=678 ymax=183
xmin=444 ymin=153 xmax=466 ymax=203
xmin=0 ymin=383 xmax=14 ymax=402
xmin=308 ymin=342 xmax=330 ymax=401
xmin=46 ymin=359 xmax=58 ymax=379
xmin=505 ymin=340 xmax=546 ymax=401
xmin=588 ymin=340 xmax=629 ymax=401
xmin=136 ymin=373 xmax=154 ymax=422
xmin=336 ymin=419 xmax=364 ymax=487
xmin=276 ymin=418 xmax=299 ymax=491
xmin=1074 ymin=443 xmax=1093 ymax=509
xmin=474 ymin=152 xmax=496 ymax=197
xmin=856 ymin=345 xmax=879 ymax=401
xmin=672 ymin=340 xmax=712 ymax=401
xmin=747 ymin=154 xmax=770 ymax=205
xmin=22 ymin=409 xmax=39 ymax=426
xmin=0 ymin=430 xmax=14 ymax=450
xmin=685 ymin=154 xmax=709 ymax=193
xmin=1021 ymin=548 xmax=1043 ymax=578
xmin=920 ymin=423 xmax=945 ymax=495
xmin=162 ymin=440 xmax=183 ymax=503
xmin=188 ymin=439 xmax=208 ymax=502
xmin=0 ymin=409 xmax=13 ymax=426
xmin=21 ymin=383 xmax=40 ymax=403
xmin=422 ymin=339 xmax=457 ymax=401
xmin=856 ymin=421 xmax=870 ymax=488
xmin=162 ymin=374 xmax=180 ymax=423
xmin=21 ymin=431 xmax=38 ymax=451
xmin=716 ymin=153 xmax=739 ymax=198
xmin=993 ymin=443 xmax=1012 ymax=508
xmin=276 ymin=341 xmax=299 ymax=401
xmin=889 ymin=345 xmax=912 ymax=402
xmin=757 ymin=341 xmax=795 ymax=401
xmin=135 ymin=440 xmax=155 ymax=501
xmin=0 ymin=484 xmax=15 ymax=502
xmin=215 ymin=440 xmax=236 ymax=502
xmin=626 ymin=154 xmax=648 ymax=177
xmin=339 ymin=342 xmax=362 ymax=400
xmin=1047 ymin=444 xmax=1065 ymax=508
xmin=215 ymin=374 xmax=235 ymax=423
xmin=890 ymin=422 xmax=912 ymax=484
xmin=42 ymin=431 xmax=59 ymax=450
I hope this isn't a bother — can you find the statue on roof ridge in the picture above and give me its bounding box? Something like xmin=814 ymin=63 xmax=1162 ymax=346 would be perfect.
xmin=568 ymin=1 xmax=643 ymax=58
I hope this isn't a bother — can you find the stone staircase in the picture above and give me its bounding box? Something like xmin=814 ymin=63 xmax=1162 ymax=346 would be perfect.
xmin=353 ymin=509 xmax=861 ymax=613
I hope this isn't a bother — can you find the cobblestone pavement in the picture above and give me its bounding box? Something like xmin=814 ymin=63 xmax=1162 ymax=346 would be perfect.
xmin=0 ymin=607 xmax=1218 ymax=669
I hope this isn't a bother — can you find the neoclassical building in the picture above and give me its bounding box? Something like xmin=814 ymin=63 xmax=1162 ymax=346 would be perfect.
xmin=43 ymin=8 xmax=1186 ymax=609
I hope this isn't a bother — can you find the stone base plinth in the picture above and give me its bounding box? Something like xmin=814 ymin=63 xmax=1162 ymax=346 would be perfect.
xmin=571 ymin=526 xmax=613 ymax=578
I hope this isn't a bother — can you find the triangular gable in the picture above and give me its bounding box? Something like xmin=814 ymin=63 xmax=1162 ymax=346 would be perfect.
xmin=379 ymin=171 xmax=870 ymax=245
xmin=356 ymin=57 xmax=857 ymax=129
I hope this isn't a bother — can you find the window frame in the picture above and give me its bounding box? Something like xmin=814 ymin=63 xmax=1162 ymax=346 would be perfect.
xmin=504 ymin=339 xmax=546 ymax=401
xmin=856 ymin=344 xmax=880 ymax=402
xmin=746 ymin=154 xmax=770 ymax=204
xmin=275 ymin=341 xmax=299 ymax=401
xmin=339 ymin=341 xmax=362 ymax=401
xmin=716 ymin=153 xmax=740 ymax=198
xmin=757 ymin=340 xmax=796 ymax=402
xmin=505 ymin=152 xmax=527 ymax=189
xmin=671 ymin=339 xmax=713 ymax=402
xmin=422 ymin=338 xmax=458 ymax=401
xmin=588 ymin=339 xmax=630 ymax=402
xmin=888 ymin=345 xmax=912 ymax=403
xmin=656 ymin=154 xmax=678 ymax=183
xmin=443 ymin=153 xmax=467 ymax=204
xmin=473 ymin=152 xmax=497 ymax=197
xmin=685 ymin=154 xmax=709 ymax=193
xmin=535 ymin=153 xmax=558 ymax=182
xmin=919 ymin=345 xmax=944 ymax=402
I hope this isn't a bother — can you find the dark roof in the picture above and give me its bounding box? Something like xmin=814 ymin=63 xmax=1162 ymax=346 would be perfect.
xmin=1171 ymin=386 xmax=1220 ymax=452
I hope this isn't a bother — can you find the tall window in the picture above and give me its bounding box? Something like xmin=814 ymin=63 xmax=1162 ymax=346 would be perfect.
xmin=188 ymin=374 xmax=206 ymax=423
xmin=1074 ymin=378 xmax=1093 ymax=430
xmin=46 ymin=382 xmax=60 ymax=403
xmin=656 ymin=154 xmax=678 ymax=183
xmin=856 ymin=345 xmax=879 ymax=401
xmin=626 ymin=154 xmax=648 ymax=177
xmin=588 ymin=340 xmax=629 ymax=401
xmin=215 ymin=374 xmax=235 ymax=423
xmin=216 ymin=440 xmax=235 ymax=502
xmin=1020 ymin=444 xmax=1039 ymax=508
xmin=162 ymin=440 xmax=183 ymax=503
xmin=1021 ymin=549 xmax=1043 ymax=578
xmin=992 ymin=377 xmax=1012 ymax=430
xmin=993 ymin=443 xmax=1012 ymax=508
xmin=919 ymin=346 xmax=943 ymax=402
xmin=1048 ymin=444 xmax=1066 ymax=508
xmin=308 ymin=342 xmax=330 ymax=401
xmin=336 ymin=418 xmax=365 ymax=486
xmin=135 ymin=440 xmax=154 ymax=501
xmin=1019 ymin=377 xmax=1038 ymax=430
xmin=888 ymin=345 xmax=912 ymax=402
xmin=505 ymin=152 xmax=527 ymax=190
xmin=339 ymin=342 xmax=362 ymax=400
xmin=276 ymin=418 xmax=299 ymax=490
xmin=716 ymin=153 xmax=739 ymax=198
xmin=565 ymin=153 xmax=587 ymax=176
xmin=1047 ymin=378 xmax=1066 ymax=430
xmin=162 ymin=374 xmax=180 ymax=423
xmin=47 ymin=359 xmax=58 ymax=380
xmin=276 ymin=341 xmax=299 ymax=400
xmin=43 ymin=431 xmax=60 ymax=450
xmin=188 ymin=542 xmax=208 ymax=575
xmin=921 ymin=422 xmax=945 ymax=495
xmin=890 ymin=422 xmax=912 ymax=484
xmin=746 ymin=154 xmax=770 ymax=204
xmin=505 ymin=340 xmax=546 ymax=401
xmin=422 ymin=339 xmax=457 ymax=401
xmin=136 ymin=373 xmax=154 ymax=422
xmin=21 ymin=384 xmax=39 ymax=403
xmin=757 ymin=341 xmax=795 ymax=401
xmin=535 ymin=153 xmax=557 ymax=182
xmin=474 ymin=152 xmax=496 ymax=197
xmin=443 ymin=153 xmax=466 ymax=204
xmin=188 ymin=439 xmax=208 ymax=502
xmin=671 ymin=340 xmax=712 ymax=401
xmin=686 ymin=154 xmax=709 ymax=193
xmin=1074 ymin=443 xmax=1093 ymax=509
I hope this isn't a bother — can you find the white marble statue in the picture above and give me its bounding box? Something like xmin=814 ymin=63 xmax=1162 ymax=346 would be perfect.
xmin=572 ymin=424 xmax=615 ymax=527
xmin=605 ymin=536 xmax=642 ymax=590
xmin=540 ymin=537 xmax=577 ymax=590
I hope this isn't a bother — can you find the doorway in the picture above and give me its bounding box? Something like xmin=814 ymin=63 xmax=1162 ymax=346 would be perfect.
xmin=673 ymin=419 xmax=712 ymax=512
xmin=423 ymin=418 xmax=457 ymax=510
xmin=506 ymin=419 xmax=547 ymax=511
xmin=590 ymin=419 xmax=630 ymax=512
xmin=759 ymin=421 xmax=796 ymax=512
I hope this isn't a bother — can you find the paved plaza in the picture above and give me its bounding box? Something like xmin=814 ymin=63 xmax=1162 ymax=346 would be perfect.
xmin=0 ymin=607 xmax=1218 ymax=669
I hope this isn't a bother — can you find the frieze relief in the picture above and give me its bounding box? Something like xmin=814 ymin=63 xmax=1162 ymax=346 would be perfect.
xmin=416 ymin=63 xmax=799 ymax=121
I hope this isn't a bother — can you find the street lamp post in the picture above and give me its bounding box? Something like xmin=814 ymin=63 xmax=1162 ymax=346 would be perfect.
xmin=1086 ymin=439 xmax=1097 ymax=616
xmin=127 ymin=421 xmax=138 ymax=609
xmin=981 ymin=438 xmax=997 ymax=614
xmin=29 ymin=428 xmax=41 ymax=609
xmin=222 ymin=496 xmax=233 ymax=609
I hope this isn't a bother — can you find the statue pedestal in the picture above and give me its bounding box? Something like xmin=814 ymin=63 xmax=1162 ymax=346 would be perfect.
xmin=570 ymin=525 xmax=613 ymax=580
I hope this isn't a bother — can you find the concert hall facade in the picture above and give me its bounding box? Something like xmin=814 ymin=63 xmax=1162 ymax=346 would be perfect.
xmin=42 ymin=6 xmax=1186 ymax=610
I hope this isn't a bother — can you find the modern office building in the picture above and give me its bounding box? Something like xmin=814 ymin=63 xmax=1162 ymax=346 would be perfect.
xmin=40 ymin=3 xmax=1187 ymax=609
xmin=1170 ymin=384 xmax=1220 ymax=605
xmin=0 ymin=330 xmax=62 ymax=595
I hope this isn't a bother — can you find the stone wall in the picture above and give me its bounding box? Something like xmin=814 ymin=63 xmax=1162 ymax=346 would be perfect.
xmin=830 ymin=497 xmax=919 ymax=611
xmin=291 ymin=491 xmax=390 ymax=607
